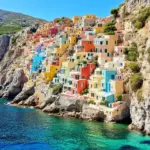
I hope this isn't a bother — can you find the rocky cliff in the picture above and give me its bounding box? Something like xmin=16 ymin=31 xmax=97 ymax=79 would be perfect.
xmin=117 ymin=3 xmax=150 ymax=134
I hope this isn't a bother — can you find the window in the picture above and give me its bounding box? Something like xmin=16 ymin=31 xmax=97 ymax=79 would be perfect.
xmin=111 ymin=75 xmax=115 ymax=80
xmin=100 ymin=49 xmax=102 ymax=53
xmin=95 ymin=83 xmax=98 ymax=88
xmin=106 ymin=41 xmax=108 ymax=45
xmin=107 ymin=53 xmax=110 ymax=57
xmin=91 ymin=93 xmax=95 ymax=97
xmin=77 ymin=56 xmax=80 ymax=59
xmin=100 ymin=41 xmax=103 ymax=45
xmin=81 ymin=82 xmax=84 ymax=87
xmin=105 ymin=49 xmax=107 ymax=53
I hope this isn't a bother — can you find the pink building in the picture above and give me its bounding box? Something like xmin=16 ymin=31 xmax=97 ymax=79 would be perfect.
xmin=98 ymin=53 xmax=112 ymax=65
xmin=114 ymin=46 xmax=127 ymax=56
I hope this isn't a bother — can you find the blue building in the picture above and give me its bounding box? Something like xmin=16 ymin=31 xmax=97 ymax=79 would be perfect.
xmin=31 ymin=50 xmax=46 ymax=72
xmin=101 ymin=70 xmax=117 ymax=92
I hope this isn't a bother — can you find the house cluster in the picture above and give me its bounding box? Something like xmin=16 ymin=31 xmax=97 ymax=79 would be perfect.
xmin=24 ymin=14 xmax=127 ymax=108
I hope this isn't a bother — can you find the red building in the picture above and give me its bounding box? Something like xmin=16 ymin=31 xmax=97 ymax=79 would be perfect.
xmin=72 ymin=79 xmax=88 ymax=94
xmin=71 ymin=63 xmax=96 ymax=94
xmin=81 ymin=63 xmax=96 ymax=79
xmin=49 ymin=27 xmax=58 ymax=37
xmin=82 ymin=40 xmax=95 ymax=52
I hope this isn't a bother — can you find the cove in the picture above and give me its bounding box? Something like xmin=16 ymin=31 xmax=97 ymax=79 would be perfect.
xmin=0 ymin=100 xmax=150 ymax=150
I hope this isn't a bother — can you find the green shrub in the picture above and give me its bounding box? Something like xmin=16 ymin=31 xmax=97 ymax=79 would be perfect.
xmin=124 ymin=42 xmax=139 ymax=61
xmin=104 ymin=21 xmax=116 ymax=35
xmin=110 ymin=8 xmax=119 ymax=18
xmin=81 ymin=88 xmax=88 ymax=95
xmin=133 ymin=6 xmax=150 ymax=29
xmin=89 ymin=100 xmax=95 ymax=104
xmin=148 ymin=55 xmax=150 ymax=63
xmin=134 ymin=20 xmax=143 ymax=29
xmin=128 ymin=62 xmax=140 ymax=73
xmin=12 ymin=36 xmax=18 ymax=45
xmin=137 ymin=89 xmax=144 ymax=102
xmin=130 ymin=73 xmax=143 ymax=92
xmin=116 ymin=94 xmax=123 ymax=101
xmin=147 ymin=47 xmax=150 ymax=53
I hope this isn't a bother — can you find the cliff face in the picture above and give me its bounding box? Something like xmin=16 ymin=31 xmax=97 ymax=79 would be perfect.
xmin=118 ymin=3 xmax=150 ymax=134
xmin=0 ymin=35 xmax=10 ymax=61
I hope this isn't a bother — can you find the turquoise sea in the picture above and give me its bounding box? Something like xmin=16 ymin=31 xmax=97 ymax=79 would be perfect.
xmin=0 ymin=100 xmax=150 ymax=150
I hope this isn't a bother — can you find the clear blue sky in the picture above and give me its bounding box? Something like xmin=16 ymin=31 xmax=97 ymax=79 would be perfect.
xmin=0 ymin=0 xmax=124 ymax=21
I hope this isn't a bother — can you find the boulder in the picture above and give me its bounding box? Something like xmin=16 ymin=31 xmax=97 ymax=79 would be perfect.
xmin=13 ymin=84 xmax=35 ymax=103
xmin=58 ymin=95 xmax=84 ymax=112
xmin=43 ymin=103 xmax=59 ymax=113
xmin=81 ymin=104 xmax=106 ymax=121
xmin=23 ymin=95 xmax=38 ymax=106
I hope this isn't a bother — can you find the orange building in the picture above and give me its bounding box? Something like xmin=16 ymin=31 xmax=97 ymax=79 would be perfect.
xmin=82 ymin=40 xmax=95 ymax=52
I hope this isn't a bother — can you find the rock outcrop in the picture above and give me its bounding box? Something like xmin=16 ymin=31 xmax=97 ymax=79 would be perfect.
xmin=0 ymin=68 xmax=28 ymax=99
xmin=13 ymin=83 xmax=35 ymax=103
xmin=0 ymin=35 xmax=10 ymax=61
xmin=129 ymin=99 xmax=150 ymax=135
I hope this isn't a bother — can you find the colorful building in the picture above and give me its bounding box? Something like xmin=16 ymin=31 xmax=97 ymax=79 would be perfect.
xmin=42 ymin=65 xmax=60 ymax=81
xmin=101 ymin=70 xmax=117 ymax=92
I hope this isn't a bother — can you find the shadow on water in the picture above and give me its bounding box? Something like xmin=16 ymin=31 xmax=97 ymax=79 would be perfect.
xmin=119 ymin=145 xmax=140 ymax=150
xmin=140 ymin=140 xmax=150 ymax=145
xmin=0 ymin=142 xmax=54 ymax=150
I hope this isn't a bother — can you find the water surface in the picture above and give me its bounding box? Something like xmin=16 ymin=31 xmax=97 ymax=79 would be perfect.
xmin=0 ymin=100 xmax=150 ymax=150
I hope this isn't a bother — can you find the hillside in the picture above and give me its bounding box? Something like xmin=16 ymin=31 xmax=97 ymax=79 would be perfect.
xmin=0 ymin=9 xmax=45 ymax=35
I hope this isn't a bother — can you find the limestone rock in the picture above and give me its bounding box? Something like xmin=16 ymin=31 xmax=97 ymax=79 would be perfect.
xmin=58 ymin=96 xmax=84 ymax=112
xmin=1 ymin=68 xmax=28 ymax=99
xmin=13 ymin=84 xmax=35 ymax=103
xmin=43 ymin=103 xmax=59 ymax=113
xmin=130 ymin=99 xmax=150 ymax=134
xmin=81 ymin=104 xmax=105 ymax=121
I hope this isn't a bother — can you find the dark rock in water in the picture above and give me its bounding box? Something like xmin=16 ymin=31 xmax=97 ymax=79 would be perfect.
xmin=140 ymin=140 xmax=150 ymax=145
xmin=119 ymin=145 xmax=140 ymax=150
xmin=0 ymin=35 xmax=10 ymax=61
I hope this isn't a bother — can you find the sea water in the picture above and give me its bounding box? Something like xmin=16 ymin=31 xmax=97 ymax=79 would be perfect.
xmin=0 ymin=100 xmax=150 ymax=150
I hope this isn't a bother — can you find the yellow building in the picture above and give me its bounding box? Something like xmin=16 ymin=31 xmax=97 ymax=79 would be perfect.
xmin=89 ymin=68 xmax=103 ymax=101
xmin=69 ymin=36 xmax=77 ymax=45
xmin=42 ymin=65 xmax=60 ymax=81
xmin=110 ymin=74 xmax=124 ymax=98
xmin=72 ymin=16 xmax=82 ymax=24
xmin=93 ymin=24 xmax=104 ymax=34
xmin=83 ymin=14 xmax=96 ymax=19
xmin=110 ymin=80 xmax=124 ymax=97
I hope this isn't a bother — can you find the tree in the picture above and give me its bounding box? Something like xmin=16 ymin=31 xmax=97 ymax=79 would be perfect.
xmin=104 ymin=21 xmax=116 ymax=35
xmin=110 ymin=8 xmax=119 ymax=18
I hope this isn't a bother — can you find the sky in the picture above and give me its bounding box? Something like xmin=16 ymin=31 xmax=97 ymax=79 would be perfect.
xmin=0 ymin=0 xmax=124 ymax=21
